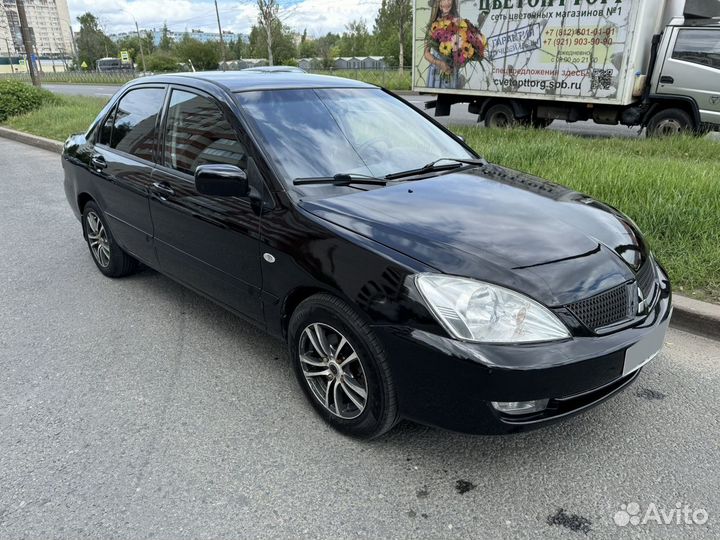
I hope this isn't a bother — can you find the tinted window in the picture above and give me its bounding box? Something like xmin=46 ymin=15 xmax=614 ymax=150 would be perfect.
xmin=672 ymin=29 xmax=720 ymax=70
xmin=97 ymin=105 xmax=117 ymax=146
xmin=236 ymin=88 xmax=473 ymax=184
xmin=110 ymin=87 xmax=165 ymax=161
xmin=163 ymin=90 xmax=246 ymax=176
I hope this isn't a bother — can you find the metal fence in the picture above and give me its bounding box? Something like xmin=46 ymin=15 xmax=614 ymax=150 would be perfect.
xmin=307 ymin=68 xmax=412 ymax=91
xmin=0 ymin=71 xmax=136 ymax=85
xmin=0 ymin=67 xmax=414 ymax=91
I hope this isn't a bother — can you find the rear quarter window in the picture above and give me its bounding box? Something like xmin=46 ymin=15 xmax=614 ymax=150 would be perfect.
xmin=107 ymin=87 xmax=166 ymax=161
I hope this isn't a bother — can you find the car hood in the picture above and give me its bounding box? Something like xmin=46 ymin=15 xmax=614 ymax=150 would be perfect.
xmin=299 ymin=165 xmax=648 ymax=307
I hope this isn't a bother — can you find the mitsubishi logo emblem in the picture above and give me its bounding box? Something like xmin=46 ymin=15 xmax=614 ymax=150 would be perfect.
xmin=637 ymin=288 xmax=648 ymax=315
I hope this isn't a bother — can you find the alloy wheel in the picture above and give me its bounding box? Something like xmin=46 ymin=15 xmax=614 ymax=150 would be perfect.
xmin=86 ymin=211 xmax=111 ymax=267
xmin=299 ymin=323 xmax=368 ymax=419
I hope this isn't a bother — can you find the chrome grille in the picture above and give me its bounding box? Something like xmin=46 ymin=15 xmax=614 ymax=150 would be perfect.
xmin=568 ymin=283 xmax=632 ymax=331
xmin=636 ymin=258 xmax=656 ymax=300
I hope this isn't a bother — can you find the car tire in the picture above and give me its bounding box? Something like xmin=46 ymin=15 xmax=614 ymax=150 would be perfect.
xmin=484 ymin=103 xmax=519 ymax=128
xmin=288 ymin=293 xmax=399 ymax=439
xmin=82 ymin=201 xmax=138 ymax=278
xmin=646 ymin=108 xmax=693 ymax=137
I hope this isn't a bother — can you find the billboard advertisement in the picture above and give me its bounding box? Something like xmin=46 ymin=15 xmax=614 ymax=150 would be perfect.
xmin=413 ymin=0 xmax=638 ymax=100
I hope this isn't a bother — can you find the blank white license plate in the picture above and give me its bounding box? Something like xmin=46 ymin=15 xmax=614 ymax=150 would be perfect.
xmin=623 ymin=317 xmax=670 ymax=376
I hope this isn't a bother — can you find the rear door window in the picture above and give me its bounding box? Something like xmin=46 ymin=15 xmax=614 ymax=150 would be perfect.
xmin=109 ymin=87 xmax=166 ymax=162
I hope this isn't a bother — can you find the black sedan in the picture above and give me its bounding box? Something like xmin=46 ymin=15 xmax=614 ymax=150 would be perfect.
xmin=62 ymin=72 xmax=672 ymax=438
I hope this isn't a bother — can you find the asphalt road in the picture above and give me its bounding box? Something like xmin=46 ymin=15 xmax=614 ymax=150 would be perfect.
xmin=1 ymin=138 xmax=719 ymax=539
xmin=44 ymin=83 xmax=122 ymax=99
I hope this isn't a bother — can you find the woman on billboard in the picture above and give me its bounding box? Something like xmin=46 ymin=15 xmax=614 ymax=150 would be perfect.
xmin=423 ymin=0 xmax=487 ymax=89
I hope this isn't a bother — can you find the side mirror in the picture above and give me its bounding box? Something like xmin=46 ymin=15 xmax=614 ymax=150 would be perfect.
xmin=194 ymin=164 xmax=249 ymax=197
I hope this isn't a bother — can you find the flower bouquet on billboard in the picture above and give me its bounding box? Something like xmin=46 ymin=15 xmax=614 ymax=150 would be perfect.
xmin=424 ymin=0 xmax=488 ymax=88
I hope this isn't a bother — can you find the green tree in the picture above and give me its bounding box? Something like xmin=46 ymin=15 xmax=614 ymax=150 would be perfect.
xmin=315 ymin=32 xmax=340 ymax=69
xmin=373 ymin=0 xmax=412 ymax=71
xmin=248 ymin=21 xmax=296 ymax=65
xmin=159 ymin=22 xmax=174 ymax=51
xmin=298 ymin=28 xmax=318 ymax=58
xmin=256 ymin=0 xmax=279 ymax=65
xmin=146 ymin=51 xmax=180 ymax=72
xmin=226 ymin=38 xmax=248 ymax=60
xmin=175 ymin=36 xmax=220 ymax=70
xmin=115 ymin=31 xmax=155 ymax=64
xmin=76 ymin=12 xmax=117 ymax=69
xmin=338 ymin=20 xmax=371 ymax=57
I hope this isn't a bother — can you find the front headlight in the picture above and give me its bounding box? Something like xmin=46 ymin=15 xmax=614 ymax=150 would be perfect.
xmin=415 ymin=274 xmax=570 ymax=343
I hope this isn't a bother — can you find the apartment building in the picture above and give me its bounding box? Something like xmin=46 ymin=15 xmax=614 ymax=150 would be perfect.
xmin=1 ymin=0 xmax=74 ymax=58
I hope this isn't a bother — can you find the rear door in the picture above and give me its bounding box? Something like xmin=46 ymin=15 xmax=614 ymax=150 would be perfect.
xmin=149 ymin=86 xmax=263 ymax=322
xmin=91 ymin=85 xmax=166 ymax=265
xmin=656 ymin=27 xmax=720 ymax=124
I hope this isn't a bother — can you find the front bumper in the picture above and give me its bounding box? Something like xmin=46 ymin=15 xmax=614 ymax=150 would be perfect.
xmin=373 ymin=272 xmax=672 ymax=435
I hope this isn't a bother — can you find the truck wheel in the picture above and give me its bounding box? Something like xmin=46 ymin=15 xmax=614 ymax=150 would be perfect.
xmin=646 ymin=108 xmax=693 ymax=137
xmin=485 ymin=104 xmax=518 ymax=128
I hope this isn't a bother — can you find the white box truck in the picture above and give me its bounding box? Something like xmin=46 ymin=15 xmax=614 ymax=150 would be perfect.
xmin=412 ymin=0 xmax=720 ymax=135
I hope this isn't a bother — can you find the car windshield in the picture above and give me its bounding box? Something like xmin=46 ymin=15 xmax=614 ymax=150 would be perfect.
xmin=235 ymin=88 xmax=475 ymax=187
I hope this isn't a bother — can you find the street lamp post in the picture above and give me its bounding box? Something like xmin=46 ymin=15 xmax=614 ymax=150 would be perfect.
xmin=133 ymin=19 xmax=146 ymax=73
xmin=15 ymin=0 xmax=39 ymax=85
xmin=114 ymin=2 xmax=147 ymax=74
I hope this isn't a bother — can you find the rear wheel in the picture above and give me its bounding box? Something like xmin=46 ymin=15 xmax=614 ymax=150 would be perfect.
xmin=82 ymin=201 xmax=138 ymax=277
xmin=646 ymin=108 xmax=693 ymax=137
xmin=288 ymin=294 xmax=399 ymax=439
xmin=484 ymin=103 xmax=519 ymax=128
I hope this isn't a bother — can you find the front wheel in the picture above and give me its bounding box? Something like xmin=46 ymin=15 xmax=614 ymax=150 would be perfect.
xmin=288 ymin=294 xmax=399 ymax=439
xmin=646 ymin=108 xmax=693 ymax=137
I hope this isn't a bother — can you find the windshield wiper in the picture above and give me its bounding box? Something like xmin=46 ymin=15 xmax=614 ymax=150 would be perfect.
xmin=384 ymin=157 xmax=487 ymax=181
xmin=293 ymin=173 xmax=387 ymax=186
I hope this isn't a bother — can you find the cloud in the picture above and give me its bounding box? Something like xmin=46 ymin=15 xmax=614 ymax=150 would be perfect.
xmin=68 ymin=0 xmax=382 ymax=36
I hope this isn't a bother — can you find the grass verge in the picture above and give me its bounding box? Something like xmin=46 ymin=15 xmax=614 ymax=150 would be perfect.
xmin=2 ymin=94 xmax=717 ymax=300
xmin=453 ymin=126 xmax=719 ymax=302
xmin=2 ymin=94 xmax=108 ymax=142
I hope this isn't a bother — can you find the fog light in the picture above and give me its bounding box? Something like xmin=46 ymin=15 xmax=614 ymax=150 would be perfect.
xmin=491 ymin=399 xmax=549 ymax=415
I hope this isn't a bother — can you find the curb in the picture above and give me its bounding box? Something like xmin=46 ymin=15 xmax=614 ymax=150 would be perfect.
xmin=0 ymin=127 xmax=63 ymax=154
xmin=0 ymin=127 xmax=717 ymax=341
xmin=669 ymin=295 xmax=720 ymax=341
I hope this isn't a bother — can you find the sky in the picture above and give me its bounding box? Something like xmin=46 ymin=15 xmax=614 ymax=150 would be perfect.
xmin=67 ymin=0 xmax=385 ymax=37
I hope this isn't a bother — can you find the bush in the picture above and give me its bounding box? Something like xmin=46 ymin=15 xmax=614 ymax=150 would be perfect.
xmin=146 ymin=52 xmax=181 ymax=73
xmin=0 ymin=80 xmax=54 ymax=122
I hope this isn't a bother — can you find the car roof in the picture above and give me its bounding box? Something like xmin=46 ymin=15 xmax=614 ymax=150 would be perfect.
xmin=241 ymin=66 xmax=305 ymax=72
xmin=132 ymin=70 xmax=375 ymax=92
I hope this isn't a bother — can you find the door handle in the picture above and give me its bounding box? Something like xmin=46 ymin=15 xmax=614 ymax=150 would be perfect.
xmin=152 ymin=181 xmax=175 ymax=197
xmin=90 ymin=155 xmax=107 ymax=170
xmin=660 ymin=75 xmax=674 ymax=84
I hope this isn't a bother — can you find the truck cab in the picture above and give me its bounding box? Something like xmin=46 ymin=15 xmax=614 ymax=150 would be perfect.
xmin=648 ymin=18 xmax=720 ymax=135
